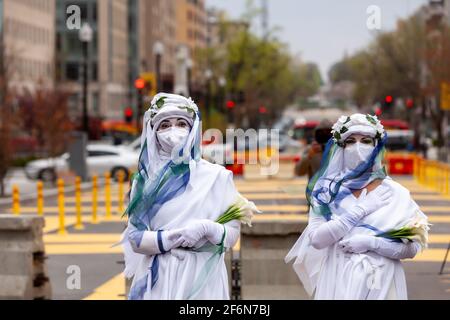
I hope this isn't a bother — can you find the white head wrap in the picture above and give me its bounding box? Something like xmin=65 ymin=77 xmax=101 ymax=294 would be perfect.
xmin=139 ymin=93 xmax=201 ymax=180
xmin=309 ymin=113 xmax=387 ymax=208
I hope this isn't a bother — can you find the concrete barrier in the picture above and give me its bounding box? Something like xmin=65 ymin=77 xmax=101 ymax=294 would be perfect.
xmin=240 ymin=219 xmax=310 ymax=299
xmin=0 ymin=214 xmax=52 ymax=299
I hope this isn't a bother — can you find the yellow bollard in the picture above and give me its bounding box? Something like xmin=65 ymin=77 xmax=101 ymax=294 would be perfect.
xmin=92 ymin=175 xmax=98 ymax=224
xmin=421 ymin=159 xmax=426 ymax=185
xmin=445 ymin=166 xmax=450 ymax=196
xmin=105 ymin=172 xmax=112 ymax=220
xmin=57 ymin=179 xmax=67 ymax=235
xmin=118 ymin=171 xmax=124 ymax=214
xmin=74 ymin=176 xmax=84 ymax=230
xmin=438 ymin=164 xmax=445 ymax=194
xmin=12 ymin=185 xmax=20 ymax=215
xmin=37 ymin=181 xmax=44 ymax=216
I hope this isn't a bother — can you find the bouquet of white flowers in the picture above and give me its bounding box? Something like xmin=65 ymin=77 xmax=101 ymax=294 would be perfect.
xmin=216 ymin=193 xmax=261 ymax=227
xmin=376 ymin=214 xmax=431 ymax=249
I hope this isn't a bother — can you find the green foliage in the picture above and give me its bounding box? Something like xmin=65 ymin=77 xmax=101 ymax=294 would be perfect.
xmin=195 ymin=4 xmax=322 ymax=127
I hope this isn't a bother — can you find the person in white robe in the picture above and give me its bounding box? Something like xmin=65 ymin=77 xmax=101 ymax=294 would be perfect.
xmin=285 ymin=113 xmax=430 ymax=300
xmin=120 ymin=93 xmax=250 ymax=300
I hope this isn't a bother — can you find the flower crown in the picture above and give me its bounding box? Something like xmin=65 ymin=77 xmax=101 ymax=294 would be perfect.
xmin=149 ymin=95 xmax=199 ymax=121
xmin=331 ymin=114 xmax=385 ymax=143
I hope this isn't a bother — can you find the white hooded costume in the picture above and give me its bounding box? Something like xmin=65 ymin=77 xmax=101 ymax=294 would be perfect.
xmin=121 ymin=93 xmax=241 ymax=300
xmin=285 ymin=114 xmax=430 ymax=300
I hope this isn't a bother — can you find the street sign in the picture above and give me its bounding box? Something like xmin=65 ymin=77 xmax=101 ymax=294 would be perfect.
xmin=441 ymin=82 xmax=450 ymax=110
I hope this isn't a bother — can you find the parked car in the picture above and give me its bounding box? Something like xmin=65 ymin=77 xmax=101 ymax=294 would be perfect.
xmin=24 ymin=144 xmax=139 ymax=182
xmin=384 ymin=129 xmax=414 ymax=151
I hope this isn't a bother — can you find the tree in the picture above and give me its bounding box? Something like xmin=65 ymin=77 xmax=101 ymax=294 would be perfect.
xmin=20 ymin=87 xmax=74 ymax=160
xmin=0 ymin=33 xmax=20 ymax=197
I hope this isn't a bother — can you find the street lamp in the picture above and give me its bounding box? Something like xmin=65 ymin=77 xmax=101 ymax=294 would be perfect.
xmin=204 ymin=69 xmax=213 ymax=120
xmin=153 ymin=41 xmax=165 ymax=92
xmin=218 ymin=76 xmax=226 ymax=113
xmin=186 ymin=58 xmax=193 ymax=97
xmin=79 ymin=22 xmax=93 ymax=134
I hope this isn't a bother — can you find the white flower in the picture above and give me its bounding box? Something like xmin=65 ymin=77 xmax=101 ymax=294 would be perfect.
xmin=405 ymin=213 xmax=431 ymax=249
xmin=234 ymin=193 xmax=261 ymax=227
xmin=331 ymin=113 xmax=385 ymax=142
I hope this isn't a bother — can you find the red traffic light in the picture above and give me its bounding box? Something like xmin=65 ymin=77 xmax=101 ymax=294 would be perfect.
xmin=124 ymin=107 xmax=133 ymax=117
xmin=135 ymin=78 xmax=146 ymax=90
xmin=406 ymin=98 xmax=414 ymax=108
xmin=226 ymin=100 xmax=236 ymax=109
xmin=124 ymin=107 xmax=133 ymax=123
xmin=375 ymin=106 xmax=382 ymax=116
xmin=259 ymin=106 xmax=267 ymax=114
xmin=385 ymin=95 xmax=393 ymax=104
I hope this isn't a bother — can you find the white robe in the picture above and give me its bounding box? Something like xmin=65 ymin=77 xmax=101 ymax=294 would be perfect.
xmin=286 ymin=177 xmax=427 ymax=300
xmin=123 ymin=159 xmax=240 ymax=300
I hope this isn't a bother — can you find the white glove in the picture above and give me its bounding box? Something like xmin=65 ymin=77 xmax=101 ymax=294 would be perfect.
xmin=338 ymin=234 xmax=376 ymax=254
xmin=340 ymin=234 xmax=420 ymax=259
xmin=345 ymin=186 xmax=393 ymax=223
xmin=128 ymin=228 xmax=183 ymax=255
xmin=178 ymin=219 xmax=225 ymax=248
xmin=310 ymin=185 xmax=393 ymax=250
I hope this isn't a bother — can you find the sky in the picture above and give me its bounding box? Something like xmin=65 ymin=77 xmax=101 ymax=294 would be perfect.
xmin=206 ymin=0 xmax=429 ymax=82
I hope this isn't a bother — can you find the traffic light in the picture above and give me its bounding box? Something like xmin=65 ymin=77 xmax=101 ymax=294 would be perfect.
xmin=375 ymin=106 xmax=382 ymax=116
xmin=124 ymin=107 xmax=133 ymax=124
xmin=134 ymin=78 xmax=146 ymax=91
xmin=406 ymin=98 xmax=414 ymax=109
xmin=384 ymin=95 xmax=394 ymax=107
xmin=259 ymin=106 xmax=267 ymax=114
xmin=135 ymin=78 xmax=147 ymax=130
xmin=226 ymin=100 xmax=236 ymax=109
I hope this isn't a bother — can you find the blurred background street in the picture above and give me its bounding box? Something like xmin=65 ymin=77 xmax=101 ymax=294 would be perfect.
xmin=1 ymin=0 xmax=450 ymax=300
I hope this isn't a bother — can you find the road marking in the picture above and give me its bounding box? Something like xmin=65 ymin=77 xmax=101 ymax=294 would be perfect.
xmin=83 ymin=273 xmax=125 ymax=300
xmin=45 ymin=243 xmax=123 ymax=255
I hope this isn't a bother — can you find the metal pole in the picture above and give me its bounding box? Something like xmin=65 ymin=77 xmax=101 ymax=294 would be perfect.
xmin=82 ymin=41 xmax=89 ymax=134
xmin=156 ymin=54 xmax=162 ymax=92
xmin=187 ymin=67 xmax=192 ymax=97
xmin=439 ymin=241 xmax=450 ymax=275
xmin=136 ymin=89 xmax=143 ymax=132
xmin=37 ymin=181 xmax=44 ymax=216
xmin=57 ymin=179 xmax=67 ymax=235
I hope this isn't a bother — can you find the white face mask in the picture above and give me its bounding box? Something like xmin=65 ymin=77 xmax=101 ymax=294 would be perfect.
xmin=156 ymin=127 xmax=190 ymax=154
xmin=343 ymin=142 xmax=375 ymax=171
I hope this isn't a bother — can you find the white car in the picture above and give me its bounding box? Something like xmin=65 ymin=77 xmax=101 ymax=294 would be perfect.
xmin=24 ymin=144 xmax=139 ymax=182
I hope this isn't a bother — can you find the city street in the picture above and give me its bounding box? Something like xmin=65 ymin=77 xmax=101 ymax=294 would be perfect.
xmin=1 ymin=174 xmax=449 ymax=300
xmin=2 ymin=0 xmax=450 ymax=304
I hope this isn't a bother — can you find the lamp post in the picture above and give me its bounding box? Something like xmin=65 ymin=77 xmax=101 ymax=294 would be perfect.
xmin=153 ymin=41 xmax=165 ymax=92
xmin=79 ymin=22 xmax=93 ymax=134
xmin=204 ymin=69 xmax=213 ymax=121
xmin=186 ymin=58 xmax=193 ymax=97
xmin=218 ymin=76 xmax=226 ymax=113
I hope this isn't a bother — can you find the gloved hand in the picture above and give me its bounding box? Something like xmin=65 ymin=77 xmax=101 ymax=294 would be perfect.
xmin=178 ymin=219 xmax=225 ymax=248
xmin=128 ymin=228 xmax=183 ymax=255
xmin=350 ymin=186 xmax=393 ymax=221
xmin=340 ymin=234 xmax=421 ymax=259
xmin=309 ymin=185 xmax=393 ymax=250
xmin=338 ymin=234 xmax=377 ymax=254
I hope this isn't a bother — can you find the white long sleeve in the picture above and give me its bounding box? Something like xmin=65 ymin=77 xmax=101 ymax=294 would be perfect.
xmin=309 ymin=213 xmax=359 ymax=250
xmin=127 ymin=222 xmax=182 ymax=255
xmin=128 ymin=227 xmax=160 ymax=255
xmin=371 ymin=237 xmax=421 ymax=260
